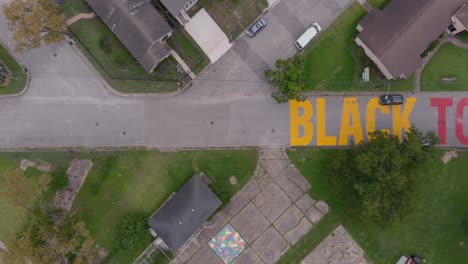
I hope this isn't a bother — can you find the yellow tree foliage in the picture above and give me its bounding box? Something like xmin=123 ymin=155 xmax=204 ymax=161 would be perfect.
xmin=3 ymin=0 xmax=67 ymax=53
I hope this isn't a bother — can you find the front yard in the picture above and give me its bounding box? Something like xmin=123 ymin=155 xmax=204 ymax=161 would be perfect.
xmin=279 ymin=148 xmax=468 ymax=264
xmin=199 ymin=0 xmax=268 ymax=41
xmin=302 ymin=3 xmax=414 ymax=92
xmin=0 ymin=44 xmax=27 ymax=95
xmin=0 ymin=150 xmax=257 ymax=264
xmin=422 ymin=42 xmax=468 ymax=91
xmin=61 ymin=0 xmax=209 ymax=93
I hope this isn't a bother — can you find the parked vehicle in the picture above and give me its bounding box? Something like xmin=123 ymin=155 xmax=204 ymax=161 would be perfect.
xmin=295 ymin=23 xmax=321 ymax=50
xmin=379 ymin=94 xmax=404 ymax=105
xmin=246 ymin=18 xmax=268 ymax=37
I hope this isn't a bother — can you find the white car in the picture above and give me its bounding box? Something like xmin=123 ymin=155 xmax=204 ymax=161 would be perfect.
xmin=295 ymin=23 xmax=321 ymax=50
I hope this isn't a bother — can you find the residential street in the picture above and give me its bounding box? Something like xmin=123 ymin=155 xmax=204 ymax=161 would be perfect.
xmin=0 ymin=0 xmax=467 ymax=149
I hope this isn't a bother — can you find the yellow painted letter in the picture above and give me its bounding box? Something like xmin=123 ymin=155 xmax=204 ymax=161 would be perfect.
xmin=316 ymin=98 xmax=337 ymax=146
xmin=366 ymin=97 xmax=390 ymax=136
xmin=290 ymin=100 xmax=313 ymax=146
xmin=393 ymin=98 xmax=417 ymax=140
xmin=339 ymin=98 xmax=364 ymax=145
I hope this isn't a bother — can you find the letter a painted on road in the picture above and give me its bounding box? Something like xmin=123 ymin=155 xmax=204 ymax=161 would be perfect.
xmin=290 ymin=100 xmax=313 ymax=146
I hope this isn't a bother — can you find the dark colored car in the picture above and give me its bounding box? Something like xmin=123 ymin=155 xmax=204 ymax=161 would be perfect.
xmin=246 ymin=18 xmax=267 ymax=37
xmin=379 ymin=94 xmax=404 ymax=105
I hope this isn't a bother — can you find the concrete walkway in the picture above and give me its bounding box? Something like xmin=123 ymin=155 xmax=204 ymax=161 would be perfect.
xmin=356 ymin=0 xmax=374 ymax=12
xmin=171 ymin=149 xmax=330 ymax=264
xmin=66 ymin=13 xmax=96 ymax=26
xmin=170 ymin=50 xmax=197 ymax=79
xmin=301 ymin=225 xmax=368 ymax=264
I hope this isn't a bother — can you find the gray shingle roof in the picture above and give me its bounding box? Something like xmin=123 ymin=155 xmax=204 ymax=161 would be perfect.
xmin=86 ymin=0 xmax=173 ymax=72
xmin=357 ymin=0 xmax=466 ymax=78
xmin=148 ymin=175 xmax=222 ymax=252
xmin=455 ymin=4 xmax=468 ymax=27
xmin=160 ymin=0 xmax=188 ymax=18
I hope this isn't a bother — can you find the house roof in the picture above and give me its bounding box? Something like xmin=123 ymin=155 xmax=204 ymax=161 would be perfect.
xmin=148 ymin=175 xmax=222 ymax=252
xmin=161 ymin=0 xmax=188 ymax=18
xmin=357 ymin=0 xmax=466 ymax=78
xmin=455 ymin=4 xmax=468 ymax=27
xmin=86 ymin=0 xmax=173 ymax=72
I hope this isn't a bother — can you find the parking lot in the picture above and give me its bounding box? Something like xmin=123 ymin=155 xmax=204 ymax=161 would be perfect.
xmin=186 ymin=0 xmax=354 ymax=96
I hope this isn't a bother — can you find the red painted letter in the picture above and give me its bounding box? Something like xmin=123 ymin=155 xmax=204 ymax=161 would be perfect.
xmin=456 ymin=98 xmax=468 ymax=145
xmin=431 ymin=98 xmax=453 ymax=145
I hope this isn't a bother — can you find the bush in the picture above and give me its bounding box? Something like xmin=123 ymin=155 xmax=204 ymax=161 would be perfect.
xmin=116 ymin=214 xmax=148 ymax=251
xmin=99 ymin=36 xmax=112 ymax=54
xmin=421 ymin=38 xmax=441 ymax=58
xmin=265 ymin=56 xmax=305 ymax=104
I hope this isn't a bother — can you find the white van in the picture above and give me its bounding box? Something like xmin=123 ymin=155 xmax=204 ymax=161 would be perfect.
xmin=295 ymin=23 xmax=322 ymax=50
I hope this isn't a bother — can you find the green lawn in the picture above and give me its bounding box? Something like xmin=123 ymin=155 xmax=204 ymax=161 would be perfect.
xmin=74 ymin=150 xmax=257 ymax=263
xmin=0 ymin=44 xmax=27 ymax=95
xmin=200 ymin=0 xmax=268 ymax=41
xmin=422 ymin=42 xmax=468 ymax=91
xmin=68 ymin=16 xmax=179 ymax=93
xmin=302 ymin=3 xmax=414 ymax=92
xmin=456 ymin=31 xmax=468 ymax=43
xmin=279 ymin=148 xmax=468 ymax=264
xmin=167 ymin=30 xmax=210 ymax=75
xmin=367 ymin=0 xmax=391 ymax=9
xmin=0 ymin=150 xmax=257 ymax=263
xmin=60 ymin=0 xmax=92 ymax=18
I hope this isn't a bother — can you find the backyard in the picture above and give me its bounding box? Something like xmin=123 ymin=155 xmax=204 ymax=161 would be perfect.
xmin=0 ymin=44 xmax=27 ymax=95
xmin=422 ymin=42 xmax=468 ymax=91
xmin=302 ymin=3 xmax=414 ymax=92
xmin=199 ymin=0 xmax=268 ymax=41
xmin=279 ymin=148 xmax=468 ymax=264
xmin=0 ymin=150 xmax=257 ymax=264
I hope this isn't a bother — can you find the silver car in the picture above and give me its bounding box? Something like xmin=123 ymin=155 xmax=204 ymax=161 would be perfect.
xmin=246 ymin=18 xmax=267 ymax=37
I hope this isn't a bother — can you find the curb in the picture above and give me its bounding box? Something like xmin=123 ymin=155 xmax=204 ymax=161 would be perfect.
xmin=0 ymin=39 xmax=31 ymax=98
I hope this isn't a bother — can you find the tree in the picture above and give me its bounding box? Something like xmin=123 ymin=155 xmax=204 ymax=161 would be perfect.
xmin=328 ymin=127 xmax=438 ymax=223
xmin=265 ymin=56 xmax=305 ymax=103
xmin=1 ymin=170 xmax=95 ymax=264
xmin=3 ymin=0 xmax=67 ymax=53
xmin=0 ymin=168 xmax=34 ymax=211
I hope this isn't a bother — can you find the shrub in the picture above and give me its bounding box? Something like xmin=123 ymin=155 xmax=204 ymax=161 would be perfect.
xmin=421 ymin=38 xmax=441 ymax=58
xmin=99 ymin=36 xmax=112 ymax=54
xmin=116 ymin=214 xmax=148 ymax=251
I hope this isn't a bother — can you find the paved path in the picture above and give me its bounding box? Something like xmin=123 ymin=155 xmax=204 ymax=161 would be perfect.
xmin=65 ymin=13 xmax=96 ymax=26
xmin=172 ymin=149 xmax=330 ymax=264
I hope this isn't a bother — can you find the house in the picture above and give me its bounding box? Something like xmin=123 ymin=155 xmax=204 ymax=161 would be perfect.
xmin=86 ymin=0 xmax=173 ymax=73
xmin=160 ymin=0 xmax=198 ymax=25
xmin=355 ymin=0 xmax=468 ymax=80
xmin=148 ymin=174 xmax=222 ymax=252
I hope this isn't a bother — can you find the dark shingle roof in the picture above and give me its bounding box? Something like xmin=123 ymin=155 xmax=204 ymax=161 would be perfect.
xmin=148 ymin=175 xmax=222 ymax=252
xmin=357 ymin=0 xmax=466 ymax=78
xmin=160 ymin=0 xmax=188 ymax=18
xmin=86 ymin=0 xmax=172 ymax=72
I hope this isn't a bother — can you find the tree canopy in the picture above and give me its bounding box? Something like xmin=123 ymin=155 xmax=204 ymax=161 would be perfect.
xmin=328 ymin=127 xmax=438 ymax=223
xmin=0 ymin=169 xmax=95 ymax=264
xmin=265 ymin=56 xmax=305 ymax=103
xmin=3 ymin=0 xmax=67 ymax=53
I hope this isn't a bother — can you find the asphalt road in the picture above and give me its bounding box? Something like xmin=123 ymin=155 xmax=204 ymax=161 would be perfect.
xmin=0 ymin=0 xmax=467 ymax=149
